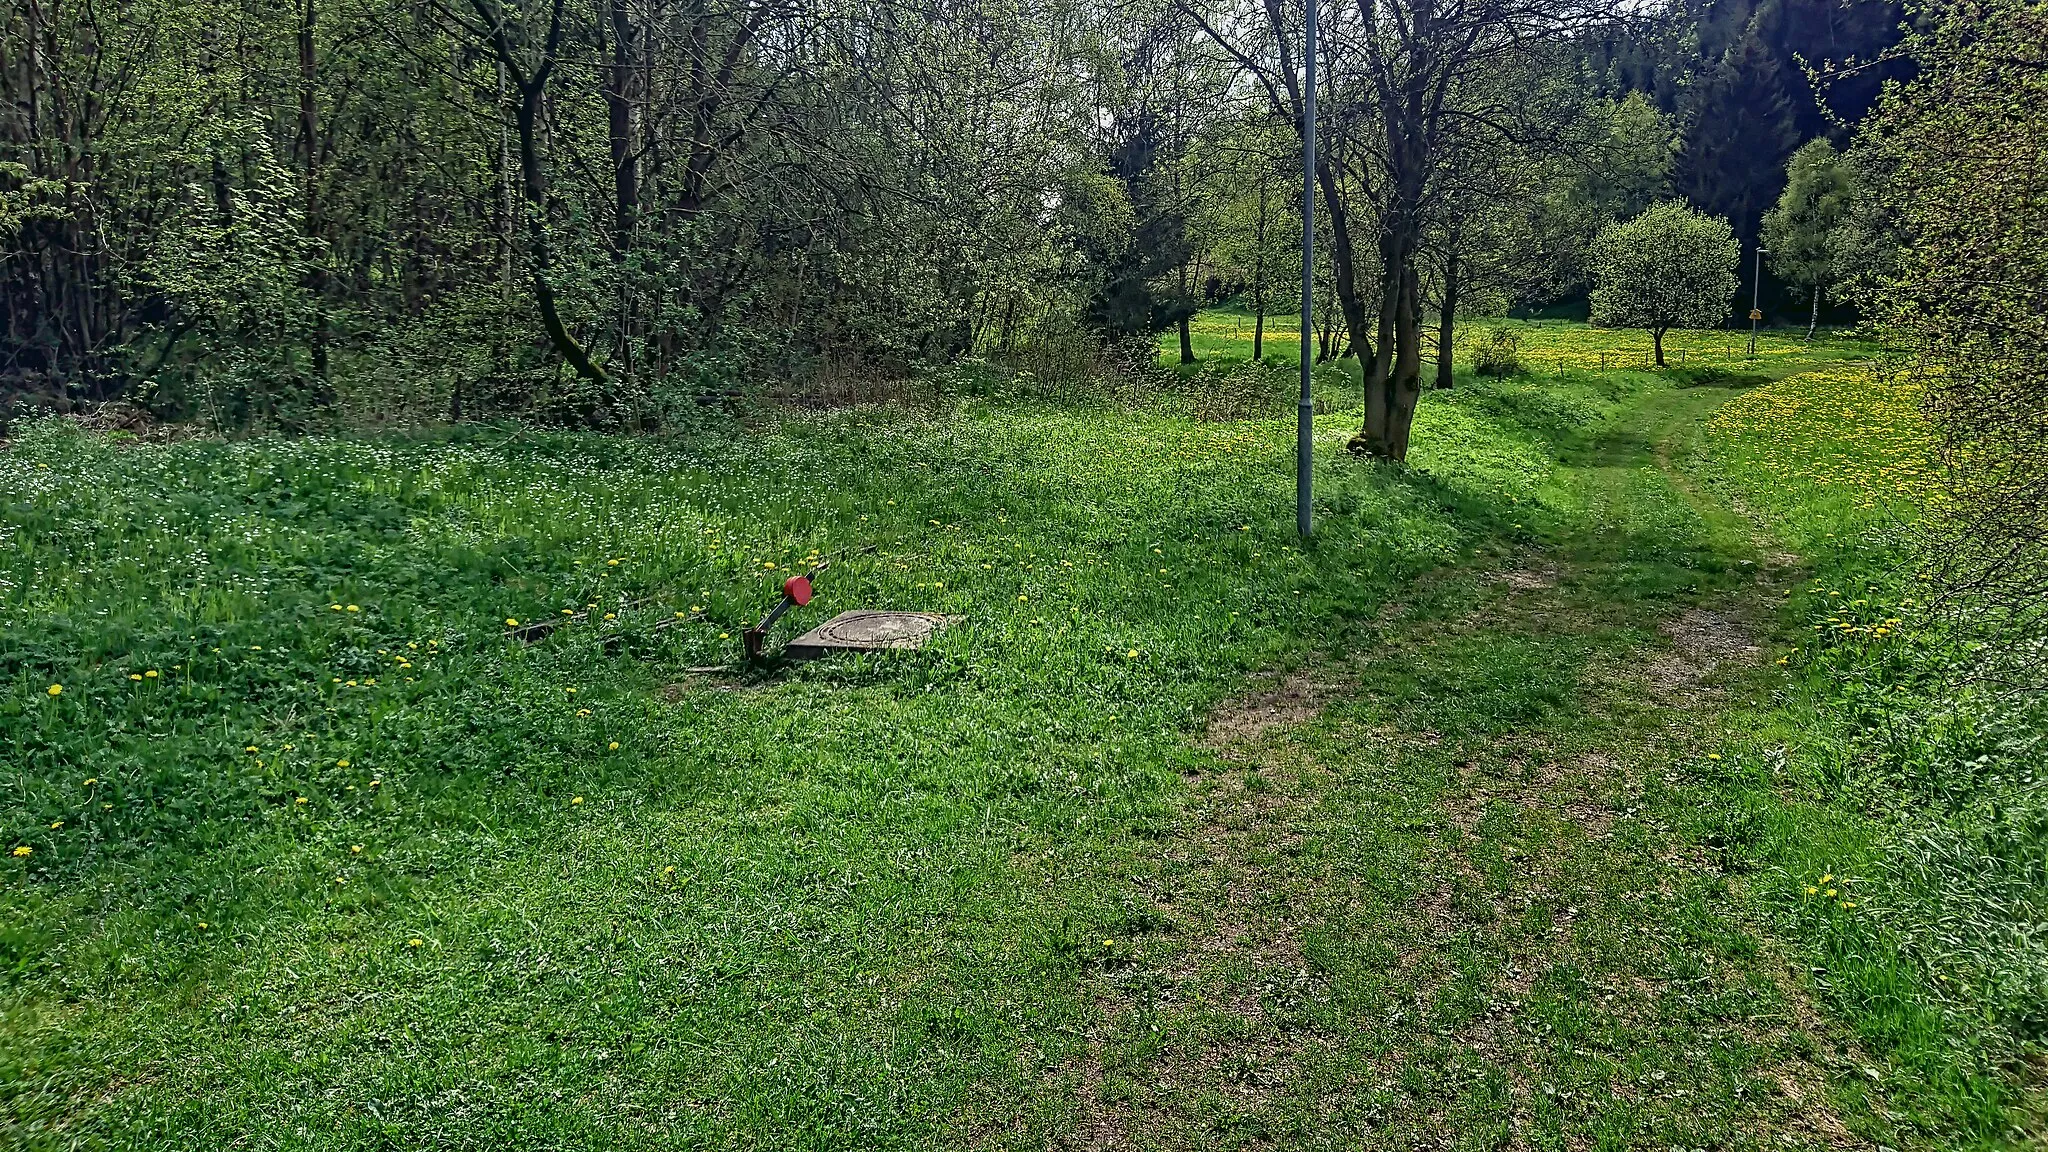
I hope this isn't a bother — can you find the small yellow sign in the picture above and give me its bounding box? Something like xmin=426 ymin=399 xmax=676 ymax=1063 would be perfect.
xmin=1749 ymin=308 xmax=1764 ymax=321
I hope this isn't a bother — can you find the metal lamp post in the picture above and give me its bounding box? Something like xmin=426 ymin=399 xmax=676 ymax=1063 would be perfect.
xmin=1747 ymin=245 xmax=1768 ymax=359
xmin=1296 ymin=0 xmax=1316 ymax=538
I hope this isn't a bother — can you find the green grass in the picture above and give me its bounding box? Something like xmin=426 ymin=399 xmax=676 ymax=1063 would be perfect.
xmin=1 ymin=318 xmax=2036 ymax=1148
xmin=1696 ymin=362 xmax=2048 ymax=1144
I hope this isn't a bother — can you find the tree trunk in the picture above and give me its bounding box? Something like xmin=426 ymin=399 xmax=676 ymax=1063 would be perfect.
xmin=1355 ymin=234 xmax=1400 ymax=453
xmin=1252 ymin=174 xmax=1269 ymax=360
xmin=1178 ymin=315 xmax=1194 ymax=364
xmin=1652 ymin=327 xmax=1666 ymax=367
xmin=604 ymin=0 xmax=640 ymax=372
xmin=513 ymin=81 xmax=607 ymax=385
xmin=1808 ymin=285 xmax=1819 ymax=341
xmin=1434 ymin=246 xmax=1457 ymax=391
xmin=1316 ymin=160 xmax=1373 ymax=371
xmin=498 ymin=59 xmax=514 ymax=307
xmin=298 ymin=0 xmax=331 ymax=409
xmin=1385 ymin=264 xmax=1424 ymax=459
xmin=605 ymin=0 xmax=638 ymax=256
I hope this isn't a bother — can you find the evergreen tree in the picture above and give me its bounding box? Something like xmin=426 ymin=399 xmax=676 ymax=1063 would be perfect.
xmin=1676 ymin=24 xmax=1803 ymax=251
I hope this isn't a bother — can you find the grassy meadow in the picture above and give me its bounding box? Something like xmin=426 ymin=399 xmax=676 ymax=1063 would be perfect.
xmin=2 ymin=317 xmax=2039 ymax=1149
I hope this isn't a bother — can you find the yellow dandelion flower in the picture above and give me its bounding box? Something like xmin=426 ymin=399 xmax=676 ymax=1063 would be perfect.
xmin=83 ymin=778 xmax=96 ymax=786
xmin=46 ymin=684 xmax=62 ymax=697
xmin=337 ymin=759 xmax=350 ymax=768
xmin=11 ymin=846 xmax=29 ymax=857
xmin=49 ymin=821 xmax=62 ymax=830
xmin=130 ymin=673 xmax=142 ymax=681
xmin=408 ymin=938 xmax=423 ymax=947
xmin=350 ymin=844 xmax=363 ymax=854
xmin=505 ymin=618 xmax=519 ymax=627
xmin=1126 ymin=649 xmax=1139 ymax=658
xmin=296 ymin=796 xmax=309 ymax=805
xmin=572 ymin=796 xmax=585 ymax=805
xmin=608 ymin=559 xmax=620 ymax=566
xmin=608 ymin=741 xmax=621 ymax=751
xmin=145 ymin=669 xmax=158 ymax=678
xmin=346 ymin=605 xmax=360 ymax=612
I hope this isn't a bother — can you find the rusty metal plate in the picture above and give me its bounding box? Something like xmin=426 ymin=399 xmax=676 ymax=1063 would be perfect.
xmin=785 ymin=611 xmax=954 ymax=658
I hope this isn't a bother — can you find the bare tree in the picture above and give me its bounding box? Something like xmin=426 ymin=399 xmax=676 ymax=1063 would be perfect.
xmin=1188 ymin=0 xmax=1613 ymax=459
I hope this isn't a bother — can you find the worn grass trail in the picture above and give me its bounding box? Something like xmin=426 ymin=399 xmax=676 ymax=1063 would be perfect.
xmin=1055 ymin=382 xmax=1883 ymax=1150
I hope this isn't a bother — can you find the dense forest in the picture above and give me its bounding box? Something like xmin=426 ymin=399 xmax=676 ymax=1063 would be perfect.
xmin=4 ymin=0 xmax=1908 ymax=432
xmin=3 ymin=0 xmax=2042 ymax=672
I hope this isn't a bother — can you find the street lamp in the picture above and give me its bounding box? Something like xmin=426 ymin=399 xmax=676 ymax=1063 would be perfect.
xmin=1296 ymin=0 xmax=1316 ymax=538
xmin=1747 ymin=245 xmax=1768 ymax=359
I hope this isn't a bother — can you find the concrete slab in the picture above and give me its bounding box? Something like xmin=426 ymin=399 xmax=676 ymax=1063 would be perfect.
xmin=785 ymin=611 xmax=954 ymax=658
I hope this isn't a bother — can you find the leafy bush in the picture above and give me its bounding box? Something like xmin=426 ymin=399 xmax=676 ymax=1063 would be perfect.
xmin=1850 ymin=0 xmax=2048 ymax=688
xmin=1178 ymin=357 xmax=1290 ymax=421
xmin=1470 ymin=327 xmax=1523 ymax=377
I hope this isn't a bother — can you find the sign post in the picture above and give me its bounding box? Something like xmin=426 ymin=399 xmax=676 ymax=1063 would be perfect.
xmin=1747 ymin=246 xmax=1768 ymax=359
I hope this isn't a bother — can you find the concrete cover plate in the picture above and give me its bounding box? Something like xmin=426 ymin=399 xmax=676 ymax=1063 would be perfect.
xmin=786 ymin=611 xmax=954 ymax=657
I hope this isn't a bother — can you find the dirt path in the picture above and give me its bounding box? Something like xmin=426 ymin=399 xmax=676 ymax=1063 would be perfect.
xmin=1051 ymin=381 xmax=1880 ymax=1150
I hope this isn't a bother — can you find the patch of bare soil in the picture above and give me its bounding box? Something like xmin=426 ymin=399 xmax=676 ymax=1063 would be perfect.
xmin=1495 ymin=565 xmax=1559 ymax=591
xmin=1199 ymin=668 xmax=1337 ymax=753
xmin=1646 ymin=606 xmax=1764 ymax=692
